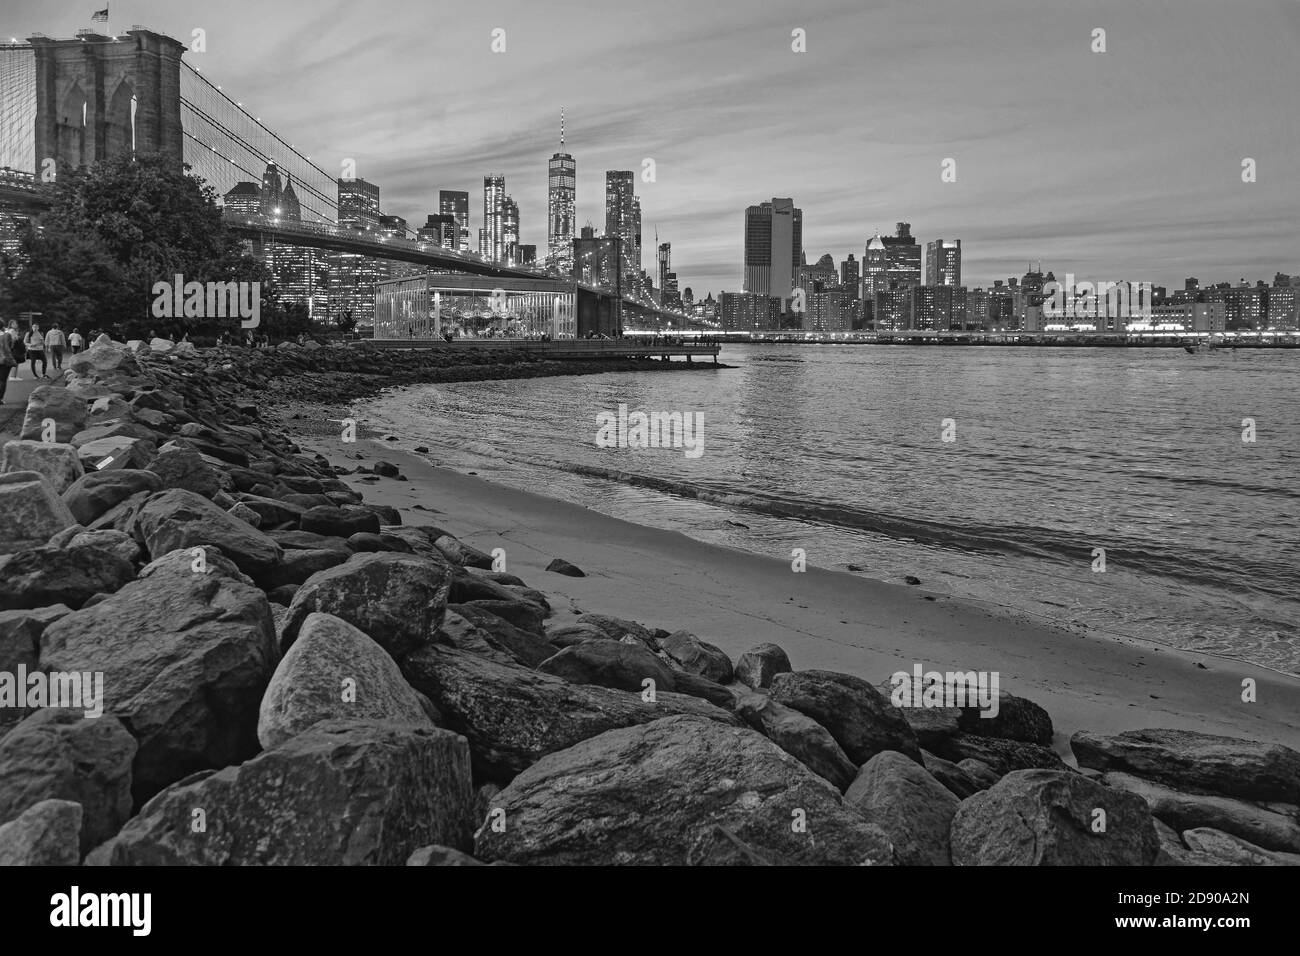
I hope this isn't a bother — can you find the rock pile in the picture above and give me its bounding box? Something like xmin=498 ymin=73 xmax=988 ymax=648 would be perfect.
xmin=0 ymin=340 xmax=1295 ymax=866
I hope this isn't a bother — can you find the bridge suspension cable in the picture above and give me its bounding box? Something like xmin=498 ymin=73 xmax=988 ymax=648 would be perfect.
xmin=179 ymin=60 xmax=338 ymax=224
xmin=0 ymin=45 xmax=36 ymax=174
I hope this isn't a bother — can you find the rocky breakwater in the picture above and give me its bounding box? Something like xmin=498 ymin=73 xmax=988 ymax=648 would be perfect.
xmin=134 ymin=337 xmax=722 ymax=412
xmin=0 ymin=337 xmax=1296 ymax=866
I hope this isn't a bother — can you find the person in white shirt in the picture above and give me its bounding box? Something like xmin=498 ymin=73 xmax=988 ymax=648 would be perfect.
xmin=24 ymin=324 xmax=48 ymax=379
xmin=68 ymin=328 xmax=85 ymax=354
xmin=44 ymin=323 xmax=67 ymax=371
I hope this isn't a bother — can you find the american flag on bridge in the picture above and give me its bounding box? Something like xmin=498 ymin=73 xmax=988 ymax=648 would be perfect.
xmin=91 ymin=6 xmax=109 ymax=22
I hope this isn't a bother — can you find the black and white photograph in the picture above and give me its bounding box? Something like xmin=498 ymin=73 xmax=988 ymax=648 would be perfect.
xmin=0 ymin=0 xmax=1297 ymax=925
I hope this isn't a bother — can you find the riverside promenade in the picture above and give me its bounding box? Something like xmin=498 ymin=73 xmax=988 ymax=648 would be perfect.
xmin=364 ymin=338 xmax=722 ymax=362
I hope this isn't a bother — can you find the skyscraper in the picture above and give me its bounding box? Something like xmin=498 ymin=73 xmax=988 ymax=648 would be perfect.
xmin=223 ymin=182 xmax=261 ymax=216
xmin=883 ymin=222 xmax=921 ymax=290
xmin=925 ymin=239 xmax=961 ymax=287
xmin=605 ymin=170 xmax=638 ymax=286
xmin=841 ymin=253 xmax=860 ymax=300
xmin=743 ymin=198 xmax=802 ymax=310
xmin=279 ymin=175 xmax=301 ymax=222
xmin=547 ymin=109 xmax=576 ymax=273
xmin=260 ymin=161 xmax=283 ymax=218
xmin=418 ymin=214 xmax=457 ymax=248
xmin=657 ymin=240 xmax=671 ymax=305
xmin=439 ymin=190 xmax=470 ymax=253
xmin=862 ymin=234 xmax=887 ymax=298
xmin=482 ymin=175 xmax=505 ymax=262
xmin=503 ymin=195 xmax=519 ymax=265
xmin=338 ymin=178 xmax=381 ymax=230
xmin=631 ymin=196 xmax=642 ymax=286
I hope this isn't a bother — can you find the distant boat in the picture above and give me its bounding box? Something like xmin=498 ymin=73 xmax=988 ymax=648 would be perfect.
xmin=1183 ymin=343 xmax=1200 ymax=354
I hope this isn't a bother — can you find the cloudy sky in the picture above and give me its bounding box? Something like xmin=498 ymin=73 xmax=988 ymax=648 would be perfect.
xmin=9 ymin=0 xmax=1300 ymax=295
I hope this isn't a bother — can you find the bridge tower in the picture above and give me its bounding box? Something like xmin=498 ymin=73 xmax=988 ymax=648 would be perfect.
xmin=28 ymin=29 xmax=185 ymax=175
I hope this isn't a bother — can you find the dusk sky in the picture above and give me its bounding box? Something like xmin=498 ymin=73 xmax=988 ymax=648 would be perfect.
xmin=8 ymin=0 xmax=1300 ymax=295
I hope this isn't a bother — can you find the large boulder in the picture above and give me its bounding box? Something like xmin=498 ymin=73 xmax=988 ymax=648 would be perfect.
xmin=444 ymin=604 xmax=556 ymax=667
xmin=735 ymin=692 xmax=857 ymax=791
xmin=929 ymin=733 xmax=1071 ymax=776
xmin=658 ymin=630 xmax=734 ymax=684
xmin=544 ymin=622 xmax=612 ymax=648
xmin=921 ymin=750 xmax=982 ymax=799
xmin=770 ymin=669 xmax=922 ymax=765
xmin=537 ymin=639 xmax=679 ymax=694
xmin=1102 ymin=771 xmax=1300 ymax=854
xmin=957 ymin=691 xmax=1054 ymax=746
xmin=0 ymin=605 xmax=70 ymax=734
xmin=300 ymin=505 xmax=380 ymax=538
xmin=1 ymin=440 xmax=83 ymax=493
xmin=39 ymin=549 xmax=277 ymax=804
xmin=61 ymin=469 xmax=163 ymax=525
xmin=19 ymin=385 xmax=86 ymax=443
xmin=280 ymin=552 xmax=453 ymax=659
xmin=437 ymin=609 xmax=540 ymax=666
xmin=257 ymin=547 xmax=350 ymax=590
xmin=462 ymin=598 xmax=545 ymax=636
xmin=134 ymin=488 xmax=283 ymax=576
xmin=950 ymin=769 xmax=1160 ymax=866
xmin=89 ymin=720 xmax=474 ymax=865
xmin=0 ymin=471 xmax=76 ymax=555
xmin=1072 ymin=729 xmax=1300 ymax=804
xmin=575 ymin=613 xmax=656 ymax=647
xmin=0 ymin=709 xmax=136 ymax=855
xmin=61 ymin=528 xmax=141 ymax=566
xmin=433 ymin=534 xmax=494 ymax=569
xmin=1179 ymin=827 xmax=1300 ymax=866
xmin=846 ymin=751 xmax=959 ymax=865
xmin=70 ymin=420 xmax=161 ymax=448
xmin=402 ymin=644 xmax=741 ymax=783
xmin=474 ymin=715 xmax=894 ymax=866
xmin=145 ymin=442 xmax=222 ymax=498
xmin=734 ymin=642 xmax=792 ymax=688
xmin=258 ymin=612 xmax=435 ymax=749
xmin=76 ymin=435 xmax=156 ymax=471
xmin=0 ymin=545 xmax=135 ymax=610
xmin=407 ymin=845 xmax=486 ymax=866
xmin=0 ymin=799 xmax=82 ymax=866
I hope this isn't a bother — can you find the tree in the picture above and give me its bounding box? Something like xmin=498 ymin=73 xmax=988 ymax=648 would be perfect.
xmin=7 ymin=153 xmax=266 ymax=339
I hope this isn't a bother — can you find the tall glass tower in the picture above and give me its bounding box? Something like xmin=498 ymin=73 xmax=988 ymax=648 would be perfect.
xmin=482 ymin=175 xmax=505 ymax=262
xmin=547 ymin=108 xmax=576 ymax=273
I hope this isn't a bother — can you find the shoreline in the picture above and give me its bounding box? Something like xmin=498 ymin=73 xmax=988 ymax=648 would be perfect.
xmin=273 ymin=402 xmax=1300 ymax=754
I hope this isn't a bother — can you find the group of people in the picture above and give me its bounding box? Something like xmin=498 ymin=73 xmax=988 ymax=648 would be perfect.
xmin=0 ymin=320 xmax=87 ymax=404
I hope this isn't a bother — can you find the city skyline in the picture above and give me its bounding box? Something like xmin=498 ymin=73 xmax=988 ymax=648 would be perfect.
xmin=4 ymin=0 xmax=1299 ymax=296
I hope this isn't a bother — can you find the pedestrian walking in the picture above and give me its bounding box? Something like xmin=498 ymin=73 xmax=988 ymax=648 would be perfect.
xmin=0 ymin=327 xmax=16 ymax=403
xmin=24 ymin=322 xmax=48 ymax=379
xmin=45 ymin=322 xmax=67 ymax=370
xmin=4 ymin=321 xmax=21 ymax=381
xmin=68 ymin=328 xmax=84 ymax=354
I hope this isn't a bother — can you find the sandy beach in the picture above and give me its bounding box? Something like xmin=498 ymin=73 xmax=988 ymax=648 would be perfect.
xmin=285 ymin=413 xmax=1300 ymax=755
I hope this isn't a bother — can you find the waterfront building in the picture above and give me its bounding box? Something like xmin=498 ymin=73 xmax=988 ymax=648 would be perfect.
xmin=743 ymin=198 xmax=802 ymax=311
xmin=925 ymin=239 xmax=961 ymax=287
xmin=439 ymin=190 xmax=471 ymax=253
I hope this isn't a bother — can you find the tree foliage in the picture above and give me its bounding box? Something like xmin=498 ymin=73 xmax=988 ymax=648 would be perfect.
xmin=3 ymin=153 xmax=298 ymax=339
